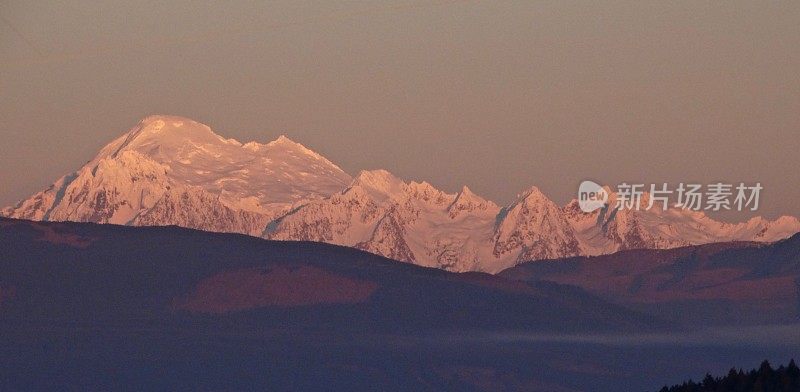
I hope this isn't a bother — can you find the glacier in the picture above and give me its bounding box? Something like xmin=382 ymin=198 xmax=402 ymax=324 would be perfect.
xmin=3 ymin=115 xmax=798 ymax=273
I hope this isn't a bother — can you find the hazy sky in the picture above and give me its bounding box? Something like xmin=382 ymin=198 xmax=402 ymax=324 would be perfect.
xmin=1 ymin=1 xmax=798 ymax=220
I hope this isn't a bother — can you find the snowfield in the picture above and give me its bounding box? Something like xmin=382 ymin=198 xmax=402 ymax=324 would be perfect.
xmin=3 ymin=115 xmax=798 ymax=273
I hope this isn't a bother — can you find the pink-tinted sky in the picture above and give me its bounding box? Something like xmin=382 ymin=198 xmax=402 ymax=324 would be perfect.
xmin=1 ymin=1 xmax=798 ymax=220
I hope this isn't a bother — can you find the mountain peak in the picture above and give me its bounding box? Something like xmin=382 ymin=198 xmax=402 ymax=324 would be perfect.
xmin=406 ymin=181 xmax=452 ymax=205
xmin=260 ymin=134 xmax=337 ymax=164
xmin=349 ymin=170 xmax=405 ymax=201
xmin=352 ymin=169 xmax=402 ymax=188
xmin=775 ymin=215 xmax=800 ymax=225
xmin=517 ymin=186 xmax=550 ymax=203
xmin=353 ymin=169 xmax=398 ymax=183
xmin=275 ymin=134 xmax=294 ymax=142
xmin=20 ymin=116 xmax=353 ymax=222
xmin=95 ymin=115 xmax=228 ymax=162
xmin=266 ymin=134 xmax=296 ymax=146
xmin=448 ymin=185 xmax=497 ymax=217
xmin=407 ymin=180 xmax=437 ymax=193
xmin=456 ymin=186 xmax=494 ymax=204
xmin=241 ymin=135 xmax=296 ymax=151
xmin=138 ymin=114 xmax=200 ymax=127
xmin=453 ymin=185 xmax=486 ymax=204
xmin=132 ymin=115 xmax=220 ymax=141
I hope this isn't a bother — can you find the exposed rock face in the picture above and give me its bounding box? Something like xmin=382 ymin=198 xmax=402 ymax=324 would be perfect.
xmin=4 ymin=115 xmax=799 ymax=273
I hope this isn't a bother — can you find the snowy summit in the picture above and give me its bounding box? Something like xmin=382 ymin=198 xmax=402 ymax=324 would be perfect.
xmin=3 ymin=115 xmax=799 ymax=273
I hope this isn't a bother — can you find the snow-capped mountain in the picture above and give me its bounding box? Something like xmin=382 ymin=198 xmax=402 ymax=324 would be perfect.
xmin=2 ymin=115 xmax=350 ymax=235
xmin=3 ymin=115 xmax=798 ymax=273
xmin=266 ymin=170 xmax=504 ymax=272
xmin=561 ymin=191 xmax=800 ymax=257
xmin=493 ymin=187 xmax=584 ymax=263
xmin=267 ymin=172 xmax=800 ymax=273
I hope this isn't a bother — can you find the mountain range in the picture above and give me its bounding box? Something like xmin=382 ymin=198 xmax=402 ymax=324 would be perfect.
xmin=501 ymin=233 xmax=800 ymax=325
xmin=0 ymin=217 xmax=680 ymax=391
xmin=1 ymin=216 xmax=797 ymax=391
xmin=0 ymin=217 xmax=656 ymax=333
xmin=3 ymin=115 xmax=798 ymax=273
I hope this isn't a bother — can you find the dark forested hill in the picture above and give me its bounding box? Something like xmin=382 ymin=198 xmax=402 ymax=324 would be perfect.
xmin=0 ymin=217 xmax=657 ymax=333
xmin=657 ymin=359 xmax=800 ymax=392
xmin=500 ymin=234 xmax=800 ymax=325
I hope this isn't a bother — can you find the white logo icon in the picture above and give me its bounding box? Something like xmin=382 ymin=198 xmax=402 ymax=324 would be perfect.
xmin=578 ymin=180 xmax=608 ymax=213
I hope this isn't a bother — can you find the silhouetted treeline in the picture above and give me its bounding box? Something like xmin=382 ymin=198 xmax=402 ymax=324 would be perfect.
xmin=658 ymin=360 xmax=800 ymax=392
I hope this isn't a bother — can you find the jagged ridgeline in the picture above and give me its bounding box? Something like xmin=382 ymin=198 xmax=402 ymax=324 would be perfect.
xmin=3 ymin=116 xmax=798 ymax=273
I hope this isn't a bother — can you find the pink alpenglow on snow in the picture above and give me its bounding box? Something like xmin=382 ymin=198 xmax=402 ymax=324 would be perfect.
xmin=3 ymin=116 xmax=798 ymax=273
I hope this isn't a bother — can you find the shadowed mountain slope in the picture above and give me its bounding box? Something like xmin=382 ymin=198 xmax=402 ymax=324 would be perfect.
xmin=0 ymin=217 xmax=658 ymax=334
xmin=500 ymin=234 xmax=800 ymax=325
